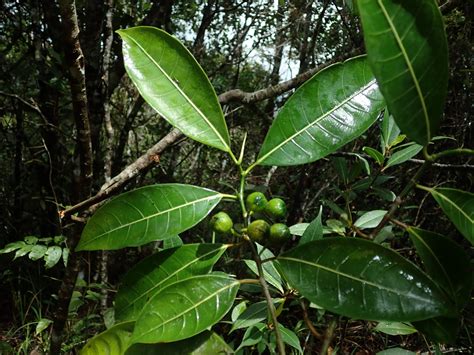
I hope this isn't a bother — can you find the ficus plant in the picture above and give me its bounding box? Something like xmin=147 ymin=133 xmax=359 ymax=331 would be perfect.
xmin=78 ymin=1 xmax=473 ymax=354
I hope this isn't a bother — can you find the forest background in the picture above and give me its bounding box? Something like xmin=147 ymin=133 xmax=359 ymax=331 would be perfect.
xmin=0 ymin=0 xmax=472 ymax=353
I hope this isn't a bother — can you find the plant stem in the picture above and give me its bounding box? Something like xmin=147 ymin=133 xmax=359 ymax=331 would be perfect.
xmin=430 ymin=148 xmax=474 ymax=161
xmin=248 ymin=240 xmax=286 ymax=355
xmin=238 ymin=168 xmax=248 ymax=220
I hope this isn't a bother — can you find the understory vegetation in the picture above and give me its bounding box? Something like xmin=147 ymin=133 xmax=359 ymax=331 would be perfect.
xmin=0 ymin=0 xmax=472 ymax=354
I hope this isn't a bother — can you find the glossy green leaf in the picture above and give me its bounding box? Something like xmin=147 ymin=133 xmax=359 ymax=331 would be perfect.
xmin=354 ymin=210 xmax=387 ymax=229
xmin=363 ymin=146 xmax=384 ymax=165
xmin=231 ymin=301 xmax=247 ymax=322
xmin=383 ymin=143 xmax=423 ymax=170
xmin=125 ymin=331 xmax=233 ymax=355
xmin=80 ymin=322 xmax=134 ymax=355
xmin=115 ymin=244 xmax=228 ymax=322
xmin=300 ymin=206 xmax=323 ymax=245
xmin=244 ymin=244 xmax=283 ymax=293
xmin=132 ymin=274 xmax=239 ymax=344
xmin=118 ymin=27 xmax=231 ymax=152
xmin=278 ymin=238 xmax=454 ymax=321
xmin=412 ymin=316 xmax=460 ymax=344
xmin=423 ymin=187 xmax=474 ymax=244
xmin=358 ymin=0 xmax=448 ymax=145
xmin=76 ymin=184 xmax=222 ymax=251
xmin=374 ymin=321 xmax=417 ymax=336
xmin=256 ymin=56 xmax=384 ymax=166
xmin=408 ymin=227 xmax=472 ymax=309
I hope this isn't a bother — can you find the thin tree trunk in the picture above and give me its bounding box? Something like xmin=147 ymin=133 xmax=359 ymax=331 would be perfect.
xmin=50 ymin=0 xmax=93 ymax=353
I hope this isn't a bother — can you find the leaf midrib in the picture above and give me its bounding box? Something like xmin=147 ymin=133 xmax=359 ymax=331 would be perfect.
xmin=377 ymin=0 xmax=430 ymax=140
xmin=432 ymin=190 xmax=473 ymax=223
xmin=256 ymin=79 xmax=378 ymax=166
xmin=121 ymin=31 xmax=230 ymax=152
xmin=118 ymin=245 xmax=227 ymax=318
xmin=136 ymin=276 xmax=238 ymax=341
xmin=279 ymin=256 xmax=438 ymax=304
xmin=82 ymin=194 xmax=222 ymax=247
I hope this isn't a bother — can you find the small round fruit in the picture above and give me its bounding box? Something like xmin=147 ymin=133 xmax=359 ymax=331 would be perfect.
xmin=246 ymin=192 xmax=268 ymax=212
xmin=247 ymin=219 xmax=270 ymax=242
xmin=269 ymin=223 xmax=290 ymax=244
xmin=265 ymin=198 xmax=287 ymax=220
xmin=209 ymin=212 xmax=233 ymax=233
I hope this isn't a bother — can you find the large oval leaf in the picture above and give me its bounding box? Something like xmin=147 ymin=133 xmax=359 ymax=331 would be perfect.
xmin=125 ymin=331 xmax=233 ymax=355
xmin=115 ymin=243 xmax=229 ymax=322
xmin=76 ymin=184 xmax=222 ymax=251
xmin=132 ymin=274 xmax=239 ymax=344
xmin=80 ymin=322 xmax=134 ymax=355
xmin=422 ymin=187 xmax=473 ymax=244
xmin=357 ymin=0 xmax=448 ymax=145
xmin=278 ymin=238 xmax=454 ymax=321
xmin=408 ymin=227 xmax=472 ymax=309
xmin=117 ymin=27 xmax=231 ymax=152
xmin=256 ymin=56 xmax=384 ymax=166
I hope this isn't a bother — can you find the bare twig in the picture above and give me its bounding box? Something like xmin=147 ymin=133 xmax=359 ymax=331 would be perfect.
xmin=218 ymin=49 xmax=361 ymax=104
xmin=300 ymin=300 xmax=323 ymax=340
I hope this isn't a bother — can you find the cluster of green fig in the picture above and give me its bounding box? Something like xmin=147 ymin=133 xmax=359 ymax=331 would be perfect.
xmin=209 ymin=191 xmax=291 ymax=246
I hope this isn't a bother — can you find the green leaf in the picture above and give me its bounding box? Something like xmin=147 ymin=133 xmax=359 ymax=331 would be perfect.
xmin=231 ymin=299 xmax=283 ymax=332
xmin=332 ymin=157 xmax=349 ymax=185
xmin=162 ymin=235 xmax=183 ymax=249
xmin=24 ymin=236 xmax=38 ymax=244
xmin=300 ymin=206 xmax=323 ymax=245
xmin=132 ymin=274 xmax=239 ymax=344
xmin=35 ymin=318 xmax=53 ymax=335
xmin=80 ymin=322 xmax=134 ymax=355
xmin=354 ymin=210 xmax=387 ymax=229
xmin=44 ymin=246 xmax=63 ymax=269
xmin=231 ymin=301 xmax=247 ymax=322
xmin=77 ymin=184 xmax=222 ymax=251
xmin=289 ymin=223 xmax=309 ymax=236
xmin=412 ymin=316 xmax=460 ymax=344
xmin=363 ymin=147 xmax=384 ymax=165
xmin=0 ymin=241 xmax=25 ymax=254
xmin=278 ymin=238 xmax=454 ymax=321
xmin=374 ymin=321 xmax=417 ymax=336
xmin=14 ymin=244 xmax=33 ymax=259
xmin=256 ymin=56 xmax=384 ymax=166
xmin=381 ymin=110 xmax=401 ymax=152
xmin=383 ymin=143 xmax=423 ymax=170
xmin=126 ymin=331 xmax=234 ymax=355
xmin=407 ymin=227 xmax=472 ymax=309
xmin=237 ymin=323 xmax=266 ymax=351
xmin=358 ymin=0 xmax=448 ymax=145
xmin=244 ymin=244 xmax=283 ymax=293
xmin=28 ymin=245 xmax=47 ymax=261
xmin=117 ymin=27 xmax=231 ymax=152
xmin=277 ymin=325 xmax=303 ymax=354
xmin=422 ymin=187 xmax=473 ymax=244
xmin=115 ymin=244 xmax=228 ymax=322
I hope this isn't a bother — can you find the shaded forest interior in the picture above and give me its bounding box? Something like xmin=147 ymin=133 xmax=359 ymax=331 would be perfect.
xmin=0 ymin=0 xmax=472 ymax=354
